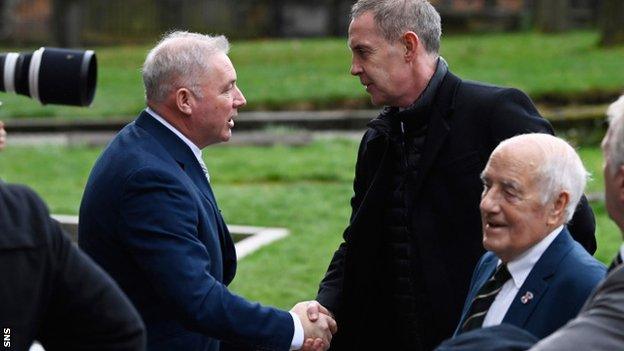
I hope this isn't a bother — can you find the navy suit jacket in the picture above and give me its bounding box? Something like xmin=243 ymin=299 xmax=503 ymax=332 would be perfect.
xmin=454 ymin=228 xmax=605 ymax=339
xmin=79 ymin=111 xmax=293 ymax=351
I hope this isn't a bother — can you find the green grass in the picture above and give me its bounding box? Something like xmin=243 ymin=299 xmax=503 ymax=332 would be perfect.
xmin=2 ymin=31 xmax=624 ymax=119
xmin=0 ymin=140 xmax=620 ymax=308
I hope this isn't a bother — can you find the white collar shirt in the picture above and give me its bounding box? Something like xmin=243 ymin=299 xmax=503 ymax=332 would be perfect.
xmin=482 ymin=225 xmax=564 ymax=327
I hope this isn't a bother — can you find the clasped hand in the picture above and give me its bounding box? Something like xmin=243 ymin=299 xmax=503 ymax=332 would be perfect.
xmin=290 ymin=300 xmax=337 ymax=351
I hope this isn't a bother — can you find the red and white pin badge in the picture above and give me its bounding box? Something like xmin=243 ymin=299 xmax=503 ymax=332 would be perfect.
xmin=521 ymin=291 xmax=534 ymax=304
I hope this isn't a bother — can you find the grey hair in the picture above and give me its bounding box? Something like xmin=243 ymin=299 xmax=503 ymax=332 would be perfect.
xmin=605 ymin=95 xmax=624 ymax=173
xmin=351 ymin=0 xmax=441 ymax=54
xmin=494 ymin=134 xmax=588 ymax=222
xmin=142 ymin=31 xmax=230 ymax=102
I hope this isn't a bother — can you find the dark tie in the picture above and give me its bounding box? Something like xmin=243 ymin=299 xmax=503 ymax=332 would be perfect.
xmin=460 ymin=264 xmax=512 ymax=333
xmin=608 ymin=253 xmax=623 ymax=273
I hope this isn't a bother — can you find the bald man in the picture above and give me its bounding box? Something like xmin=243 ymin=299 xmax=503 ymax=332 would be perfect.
xmin=454 ymin=134 xmax=605 ymax=340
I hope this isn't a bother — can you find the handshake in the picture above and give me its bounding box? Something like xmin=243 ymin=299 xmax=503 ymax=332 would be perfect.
xmin=291 ymin=301 xmax=338 ymax=351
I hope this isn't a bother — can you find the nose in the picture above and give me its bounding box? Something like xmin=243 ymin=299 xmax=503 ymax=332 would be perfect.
xmin=480 ymin=187 xmax=500 ymax=215
xmin=234 ymin=86 xmax=246 ymax=108
xmin=350 ymin=57 xmax=362 ymax=76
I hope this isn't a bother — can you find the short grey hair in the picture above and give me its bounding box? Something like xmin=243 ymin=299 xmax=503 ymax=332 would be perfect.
xmin=351 ymin=0 xmax=441 ymax=54
xmin=605 ymin=95 xmax=624 ymax=173
xmin=494 ymin=134 xmax=588 ymax=222
xmin=142 ymin=31 xmax=230 ymax=102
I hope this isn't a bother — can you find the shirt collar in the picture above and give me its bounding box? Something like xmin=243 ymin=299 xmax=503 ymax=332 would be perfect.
xmin=619 ymin=243 xmax=624 ymax=261
xmin=145 ymin=107 xmax=203 ymax=161
xmin=399 ymin=56 xmax=448 ymax=112
xmin=501 ymin=225 xmax=564 ymax=289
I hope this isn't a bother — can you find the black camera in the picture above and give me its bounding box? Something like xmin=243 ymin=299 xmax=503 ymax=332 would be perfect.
xmin=0 ymin=47 xmax=97 ymax=107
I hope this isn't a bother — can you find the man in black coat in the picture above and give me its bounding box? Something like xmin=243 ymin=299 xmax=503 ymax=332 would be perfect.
xmin=311 ymin=1 xmax=596 ymax=350
xmin=0 ymin=182 xmax=146 ymax=350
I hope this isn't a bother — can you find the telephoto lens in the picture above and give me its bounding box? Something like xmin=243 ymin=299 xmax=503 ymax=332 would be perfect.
xmin=0 ymin=47 xmax=97 ymax=107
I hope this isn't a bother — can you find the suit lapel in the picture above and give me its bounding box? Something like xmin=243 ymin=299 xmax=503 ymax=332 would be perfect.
xmin=135 ymin=111 xmax=235 ymax=252
xmin=412 ymin=72 xmax=460 ymax=196
xmin=458 ymin=257 xmax=498 ymax=330
xmin=503 ymin=228 xmax=574 ymax=327
xmin=135 ymin=112 xmax=219 ymax=208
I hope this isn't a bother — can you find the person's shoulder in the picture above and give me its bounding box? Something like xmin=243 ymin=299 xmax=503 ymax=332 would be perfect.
xmin=452 ymin=74 xmax=529 ymax=103
xmin=602 ymin=265 xmax=624 ymax=292
xmin=0 ymin=183 xmax=52 ymax=246
xmin=558 ymin=241 xmax=606 ymax=285
xmin=0 ymin=182 xmax=48 ymax=215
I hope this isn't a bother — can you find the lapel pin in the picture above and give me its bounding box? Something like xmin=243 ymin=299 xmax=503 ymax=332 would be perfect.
xmin=520 ymin=291 xmax=534 ymax=304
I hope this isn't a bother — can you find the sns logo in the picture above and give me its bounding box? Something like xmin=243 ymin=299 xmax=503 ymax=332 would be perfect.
xmin=3 ymin=328 xmax=9 ymax=348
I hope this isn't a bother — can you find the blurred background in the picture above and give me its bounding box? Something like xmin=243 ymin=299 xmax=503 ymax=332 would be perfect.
xmin=1 ymin=0 xmax=621 ymax=45
xmin=1 ymin=0 xmax=624 ymax=314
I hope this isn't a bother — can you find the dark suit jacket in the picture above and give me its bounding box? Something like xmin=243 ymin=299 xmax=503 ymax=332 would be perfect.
xmin=455 ymin=228 xmax=605 ymax=339
xmin=0 ymin=182 xmax=145 ymax=350
xmin=531 ymin=258 xmax=624 ymax=350
xmin=79 ymin=112 xmax=293 ymax=351
xmin=317 ymin=71 xmax=597 ymax=350
xmin=437 ymin=324 xmax=538 ymax=351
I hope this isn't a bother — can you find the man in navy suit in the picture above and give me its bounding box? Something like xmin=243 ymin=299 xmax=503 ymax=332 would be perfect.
xmin=79 ymin=31 xmax=335 ymax=351
xmin=454 ymin=133 xmax=605 ymax=340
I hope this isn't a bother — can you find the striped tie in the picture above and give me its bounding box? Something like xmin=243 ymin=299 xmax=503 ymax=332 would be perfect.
xmin=460 ymin=264 xmax=512 ymax=333
xmin=198 ymin=158 xmax=211 ymax=183
xmin=608 ymin=253 xmax=623 ymax=273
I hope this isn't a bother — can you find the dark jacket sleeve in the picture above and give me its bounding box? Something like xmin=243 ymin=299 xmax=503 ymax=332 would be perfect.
xmin=0 ymin=183 xmax=146 ymax=351
xmin=39 ymin=217 xmax=147 ymax=351
xmin=486 ymin=88 xmax=596 ymax=254
xmin=118 ymin=168 xmax=293 ymax=350
xmin=316 ymin=132 xmax=370 ymax=316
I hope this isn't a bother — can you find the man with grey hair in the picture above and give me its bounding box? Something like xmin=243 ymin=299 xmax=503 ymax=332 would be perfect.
xmin=313 ymin=0 xmax=596 ymax=349
xmin=453 ymin=133 xmax=604 ymax=340
xmin=79 ymin=31 xmax=336 ymax=351
xmin=528 ymin=95 xmax=624 ymax=350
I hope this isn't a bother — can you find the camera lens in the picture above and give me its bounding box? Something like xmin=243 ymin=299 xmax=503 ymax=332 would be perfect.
xmin=0 ymin=47 xmax=97 ymax=107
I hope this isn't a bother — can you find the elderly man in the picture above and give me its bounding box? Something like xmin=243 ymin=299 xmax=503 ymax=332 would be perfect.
xmin=79 ymin=32 xmax=335 ymax=351
xmin=528 ymin=96 xmax=624 ymax=350
xmin=313 ymin=0 xmax=596 ymax=349
xmin=453 ymin=134 xmax=605 ymax=339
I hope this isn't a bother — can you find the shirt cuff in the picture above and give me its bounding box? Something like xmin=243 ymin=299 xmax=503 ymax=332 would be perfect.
xmin=289 ymin=311 xmax=304 ymax=350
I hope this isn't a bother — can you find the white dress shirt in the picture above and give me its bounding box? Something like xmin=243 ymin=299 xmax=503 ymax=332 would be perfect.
xmin=482 ymin=225 xmax=564 ymax=327
xmin=145 ymin=108 xmax=304 ymax=349
xmin=619 ymin=243 xmax=624 ymax=263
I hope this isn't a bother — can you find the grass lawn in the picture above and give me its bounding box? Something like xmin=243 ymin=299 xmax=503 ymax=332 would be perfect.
xmin=0 ymin=139 xmax=620 ymax=308
xmin=2 ymin=31 xmax=624 ymax=120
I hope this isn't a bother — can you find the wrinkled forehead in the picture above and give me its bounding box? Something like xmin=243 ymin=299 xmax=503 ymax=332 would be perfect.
xmin=348 ymin=12 xmax=385 ymax=47
xmin=484 ymin=145 xmax=542 ymax=183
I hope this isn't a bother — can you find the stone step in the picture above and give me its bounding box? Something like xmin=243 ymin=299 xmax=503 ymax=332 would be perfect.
xmin=51 ymin=214 xmax=289 ymax=261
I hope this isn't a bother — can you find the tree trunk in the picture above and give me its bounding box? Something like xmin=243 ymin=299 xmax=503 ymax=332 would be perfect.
xmin=533 ymin=0 xmax=569 ymax=33
xmin=52 ymin=0 xmax=82 ymax=47
xmin=599 ymin=0 xmax=624 ymax=47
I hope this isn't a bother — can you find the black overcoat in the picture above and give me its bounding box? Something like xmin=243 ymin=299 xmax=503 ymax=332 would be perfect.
xmin=317 ymin=71 xmax=596 ymax=350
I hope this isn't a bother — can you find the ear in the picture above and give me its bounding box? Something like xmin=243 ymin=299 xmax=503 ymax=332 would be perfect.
xmin=402 ymin=31 xmax=419 ymax=62
xmin=175 ymin=88 xmax=193 ymax=115
xmin=549 ymin=191 xmax=569 ymax=225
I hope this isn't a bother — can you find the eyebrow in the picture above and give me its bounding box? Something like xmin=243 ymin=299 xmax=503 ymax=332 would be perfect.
xmin=350 ymin=43 xmax=371 ymax=52
xmin=222 ymin=79 xmax=236 ymax=90
xmin=501 ymin=180 xmax=522 ymax=192
xmin=480 ymin=174 xmax=522 ymax=192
